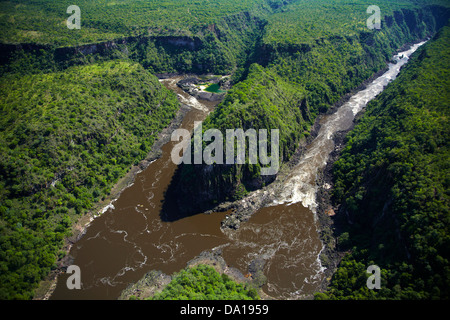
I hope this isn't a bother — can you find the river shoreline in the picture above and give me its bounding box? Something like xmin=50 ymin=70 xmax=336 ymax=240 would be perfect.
xmin=211 ymin=62 xmax=392 ymax=234
xmin=118 ymin=248 xmax=274 ymax=300
xmin=33 ymin=94 xmax=194 ymax=300
xmin=201 ymin=39 xmax=429 ymax=296
xmin=312 ymin=38 xmax=430 ymax=292
xmin=35 ymin=37 xmax=427 ymax=299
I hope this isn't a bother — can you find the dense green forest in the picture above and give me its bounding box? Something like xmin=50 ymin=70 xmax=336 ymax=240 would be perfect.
xmin=146 ymin=264 xmax=259 ymax=300
xmin=0 ymin=0 xmax=449 ymax=300
xmin=0 ymin=0 xmax=271 ymax=46
xmin=169 ymin=64 xmax=308 ymax=213
xmin=316 ymin=26 xmax=449 ymax=300
xmin=0 ymin=61 xmax=179 ymax=299
xmin=0 ymin=0 xmax=448 ymax=76
xmin=262 ymin=0 xmax=449 ymax=46
xmin=173 ymin=2 xmax=449 ymax=214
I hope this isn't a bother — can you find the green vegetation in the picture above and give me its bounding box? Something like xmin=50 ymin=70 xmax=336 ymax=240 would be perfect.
xmin=172 ymin=63 xmax=307 ymax=213
xmin=0 ymin=0 xmax=272 ymax=46
xmin=0 ymin=60 xmax=179 ymax=299
xmin=150 ymin=264 xmax=259 ymax=300
xmin=0 ymin=0 xmax=446 ymax=47
xmin=0 ymin=6 xmax=268 ymax=77
xmin=262 ymin=0 xmax=445 ymax=46
xmin=128 ymin=10 xmax=267 ymax=75
xmin=0 ymin=0 xmax=449 ymax=300
xmin=2 ymin=0 xmax=447 ymax=76
xmin=317 ymin=26 xmax=450 ymax=299
xmin=174 ymin=2 xmax=449 ymax=213
xmin=204 ymin=83 xmax=224 ymax=93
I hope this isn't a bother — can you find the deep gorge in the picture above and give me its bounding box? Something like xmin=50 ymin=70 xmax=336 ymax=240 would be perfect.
xmin=167 ymin=5 xmax=450 ymax=217
xmin=0 ymin=1 xmax=448 ymax=300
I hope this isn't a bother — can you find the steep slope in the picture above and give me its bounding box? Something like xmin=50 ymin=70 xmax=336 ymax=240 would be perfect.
xmin=0 ymin=10 xmax=268 ymax=77
xmin=317 ymin=26 xmax=449 ymax=300
xmin=0 ymin=0 xmax=273 ymax=46
xmin=172 ymin=4 xmax=449 ymax=215
xmin=0 ymin=0 xmax=449 ymax=300
xmin=0 ymin=61 xmax=179 ymax=299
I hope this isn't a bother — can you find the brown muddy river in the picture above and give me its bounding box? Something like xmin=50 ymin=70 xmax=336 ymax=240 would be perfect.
xmin=50 ymin=42 xmax=425 ymax=300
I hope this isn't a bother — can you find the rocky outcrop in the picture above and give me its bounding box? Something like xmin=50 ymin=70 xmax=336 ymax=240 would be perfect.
xmin=118 ymin=248 xmax=269 ymax=300
xmin=197 ymin=91 xmax=225 ymax=101
xmin=118 ymin=270 xmax=172 ymax=300
xmin=177 ymin=76 xmax=226 ymax=101
xmin=168 ymin=4 xmax=450 ymax=221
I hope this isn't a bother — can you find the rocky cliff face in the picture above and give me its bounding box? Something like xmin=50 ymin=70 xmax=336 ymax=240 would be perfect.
xmin=2 ymin=5 xmax=447 ymax=218
xmin=0 ymin=10 xmax=266 ymax=75
xmin=163 ymin=163 xmax=276 ymax=217
xmin=168 ymin=5 xmax=450 ymax=216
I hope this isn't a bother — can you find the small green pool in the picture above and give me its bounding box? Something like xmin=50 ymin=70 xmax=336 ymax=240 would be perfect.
xmin=204 ymin=83 xmax=225 ymax=93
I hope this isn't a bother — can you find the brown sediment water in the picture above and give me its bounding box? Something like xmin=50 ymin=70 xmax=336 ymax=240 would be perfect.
xmin=50 ymin=42 xmax=426 ymax=300
xmin=50 ymin=77 xmax=228 ymax=299
xmin=220 ymin=203 xmax=324 ymax=299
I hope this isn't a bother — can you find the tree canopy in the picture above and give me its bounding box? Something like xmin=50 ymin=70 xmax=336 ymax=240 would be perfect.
xmin=150 ymin=264 xmax=259 ymax=300
xmin=318 ymin=26 xmax=450 ymax=300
